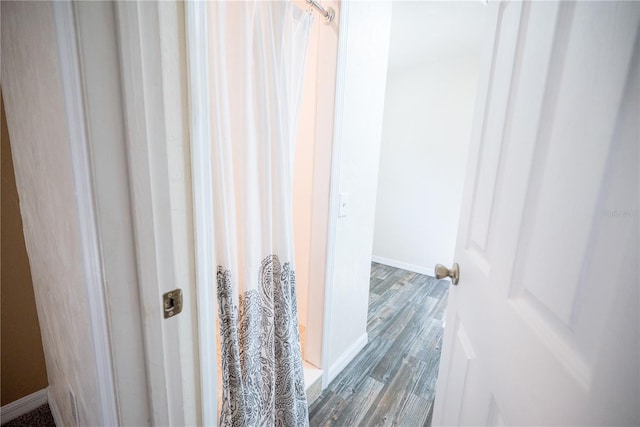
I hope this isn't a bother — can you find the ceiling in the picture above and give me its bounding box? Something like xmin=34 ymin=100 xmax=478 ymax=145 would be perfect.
xmin=387 ymin=1 xmax=490 ymax=70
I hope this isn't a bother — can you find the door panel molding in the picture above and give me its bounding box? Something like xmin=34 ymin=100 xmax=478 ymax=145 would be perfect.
xmin=434 ymin=2 xmax=640 ymax=425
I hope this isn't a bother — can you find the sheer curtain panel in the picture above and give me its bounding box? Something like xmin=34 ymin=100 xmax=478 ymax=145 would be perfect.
xmin=207 ymin=1 xmax=313 ymax=425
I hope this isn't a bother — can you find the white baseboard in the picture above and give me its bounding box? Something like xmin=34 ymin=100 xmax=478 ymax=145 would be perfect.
xmin=0 ymin=388 xmax=49 ymax=424
xmin=325 ymin=333 xmax=368 ymax=386
xmin=47 ymin=389 xmax=63 ymax=427
xmin=371 ymin=255 xmax=435 ymax=277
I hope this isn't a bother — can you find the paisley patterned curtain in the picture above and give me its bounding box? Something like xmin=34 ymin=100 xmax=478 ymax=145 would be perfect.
xmin=207 ymin=1 xmax=312 ymax=425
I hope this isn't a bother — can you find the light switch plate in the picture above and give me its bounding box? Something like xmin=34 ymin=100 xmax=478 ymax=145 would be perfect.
xmin=338 ymin=193 xmax=349 ymax=218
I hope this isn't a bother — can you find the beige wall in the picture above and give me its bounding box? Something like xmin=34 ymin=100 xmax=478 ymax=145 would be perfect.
xmin=1 ymin=92 xmax=49 ymax=406
xmin=292 ymin=13 xmax=318 ymax=332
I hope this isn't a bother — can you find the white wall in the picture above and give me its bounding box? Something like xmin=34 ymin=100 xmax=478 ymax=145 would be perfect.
xmin=373 ymin=58 xmax=481 ymax=274
xmin=1 ymin=3 xmax=106 ymax=425
xmin=372 ymin=2 xmax=487 ymax=275
xmin=324 ymin=1 xmax=393 ymax=383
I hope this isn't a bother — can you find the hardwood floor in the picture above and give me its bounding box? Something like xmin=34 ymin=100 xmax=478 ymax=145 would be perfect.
xmin=309 ymin=262 xmax=449 ymax=426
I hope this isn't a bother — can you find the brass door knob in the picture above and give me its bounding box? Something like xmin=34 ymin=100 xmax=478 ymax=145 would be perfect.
xmin=434 ymin=263 xmax=460 ymax=285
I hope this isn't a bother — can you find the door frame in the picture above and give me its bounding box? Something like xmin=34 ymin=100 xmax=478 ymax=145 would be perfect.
xmin=113 ymin=2 xmax=189 ymax=425
xmin=16 ymin=2 xmax=202 ymax=424
xmin=318 ymin=0 xmax=349 ymax=388
xmin=4 ymin=2 xmax=172 ymax=424
xmin=50 ymin=3 xmax=119 ymax=424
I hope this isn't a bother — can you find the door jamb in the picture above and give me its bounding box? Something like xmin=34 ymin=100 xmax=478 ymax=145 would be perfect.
xmin=113 ymin=2 xmax=186 ymax=424
xmin=318 ymin=0 xmax=350 ymax=388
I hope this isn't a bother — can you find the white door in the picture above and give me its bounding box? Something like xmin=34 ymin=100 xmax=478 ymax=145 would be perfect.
xmin=432 ymin=1 xmax=639 ymax=425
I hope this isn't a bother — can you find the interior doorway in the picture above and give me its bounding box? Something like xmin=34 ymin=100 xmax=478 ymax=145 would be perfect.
xmin=369 ymin=0 xmax=488 ymax=421
xmin=310 ymin=2 xmax=489 ymax=424
xmin=188 ymin=1 xmax=489 ymax=424
xmin=372 ymin=1 xmax=488 ymax=288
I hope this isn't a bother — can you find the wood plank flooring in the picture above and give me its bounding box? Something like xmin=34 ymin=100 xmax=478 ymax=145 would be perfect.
xmin=309 ymin=262 xmax=449 ymax=427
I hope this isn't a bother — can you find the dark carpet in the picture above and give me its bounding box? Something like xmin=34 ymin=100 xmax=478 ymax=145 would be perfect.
xmin=2 ymin=404 xmax=56 ymax=427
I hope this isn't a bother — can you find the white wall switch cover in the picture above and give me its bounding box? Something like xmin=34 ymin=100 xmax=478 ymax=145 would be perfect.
xmin=338 ymin=193 xmax=349 ymax=218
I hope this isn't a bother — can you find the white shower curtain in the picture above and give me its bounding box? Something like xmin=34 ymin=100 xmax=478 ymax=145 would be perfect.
xmin=207 ymin=1 xmax=312 ymax=426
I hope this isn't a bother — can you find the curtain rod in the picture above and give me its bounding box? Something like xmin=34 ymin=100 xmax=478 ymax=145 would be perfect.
xmin=306 ymin=0 xmax=335 ymax=23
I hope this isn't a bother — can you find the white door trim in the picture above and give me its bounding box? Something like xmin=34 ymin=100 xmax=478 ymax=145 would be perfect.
xmin=185 ymin=2 xmax=218 ymax=425
xmin=114 ymin=2 xmax=185 ymax=424
xmin=318 ymin=0 xmax=350 ymax=389
xmin=370 ymin=256 xmax=436 ymax=278
xmin=52 ymin=3 xmax=119 ymax=425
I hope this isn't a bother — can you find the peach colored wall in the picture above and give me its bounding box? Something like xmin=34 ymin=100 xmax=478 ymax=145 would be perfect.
xmin=292 ymin=3 xmax=340 ymax=367
xmin=293 ymin=13 xmax=319 ymax=330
